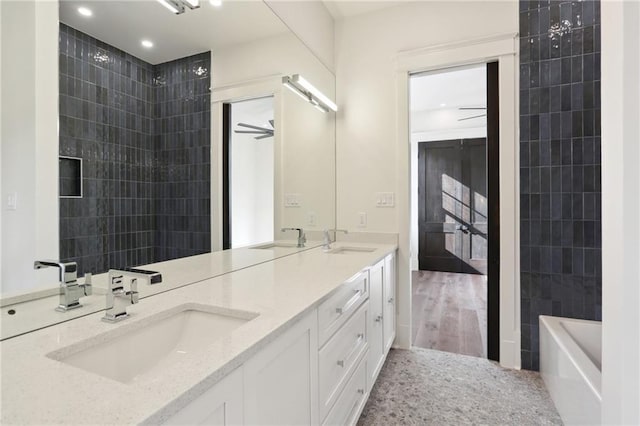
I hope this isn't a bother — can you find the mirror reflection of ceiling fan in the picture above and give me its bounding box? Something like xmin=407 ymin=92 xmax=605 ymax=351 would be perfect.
xmin=457 ymin=107 xmax=487 ymax=122
xmin=234 ymin=120 xmax=274 ymax=140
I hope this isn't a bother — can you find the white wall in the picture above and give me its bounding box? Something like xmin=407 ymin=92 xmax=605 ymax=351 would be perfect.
xmin=211 ymin=32 xmax=336 ymax=249
xmin=335 ymin=1 xmax=518 ymax=352
xmin=264 ymin=0 xmax=335 ymax=73
xmin=231 ymin=97 xmax=275 ymax=247
xmin=212 ymin=32 xmax=334 ymax=98
xmin=601 ymin=1 xmax=640 ymax=424
xmin=1 ymin=1 xmax=59 ymax=295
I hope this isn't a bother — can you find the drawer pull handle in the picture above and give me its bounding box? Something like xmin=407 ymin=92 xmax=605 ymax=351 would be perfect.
xmin=388 ymin=297 xmax=394 ymax=303
xmin=335 ymin=289 xmax=362 ymax=314
xmin=337 ymin=360 xmax=344 ymax=367
xmin=357 ymin=388 xmax=365 ymax=395
xmin=375 ymin=315 xmax=383 ymax=322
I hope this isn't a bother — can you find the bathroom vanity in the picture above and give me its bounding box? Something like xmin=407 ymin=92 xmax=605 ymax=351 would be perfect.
xmin=0 ymin=242 xmax=397 ymax=425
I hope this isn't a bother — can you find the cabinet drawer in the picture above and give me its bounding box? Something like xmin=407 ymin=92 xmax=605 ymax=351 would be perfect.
xmin=318 ymin=270 xmax=368 ymax=346
xmin=319 ymin=302 xmax=368 ymax=420
xmin=322 ymin=352 xmax=368 ymax=426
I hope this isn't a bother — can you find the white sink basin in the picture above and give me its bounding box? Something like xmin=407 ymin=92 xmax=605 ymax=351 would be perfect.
xmin=327 ymin=246 xmax=376 ymax=255
xmin=51 ymin=304 xmax=258 ymax=384
xmin=252 ymin=241 xmax=300 ymax=249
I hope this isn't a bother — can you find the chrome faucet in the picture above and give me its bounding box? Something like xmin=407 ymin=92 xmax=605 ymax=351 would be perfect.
xmin=102 ymin=268 xmax=162 ymax=323
xmin=34 ymin=260 xmax=92 ymax=312
xmin=281 ymin=227 xmax=306 ymax=248
xmin=322 ymin=229 xmax=349 ymax=251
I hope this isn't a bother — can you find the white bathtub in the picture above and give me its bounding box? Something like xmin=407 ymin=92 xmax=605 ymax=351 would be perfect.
xmin=539 ymin=315 xmax=602 ymax=425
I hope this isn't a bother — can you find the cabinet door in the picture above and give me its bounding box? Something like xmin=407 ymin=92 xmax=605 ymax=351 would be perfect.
xmin=244 ymin=310 xmax=319 ymax=425
xmin=367 ymin=260 xmax=385 ymax=388
xmin=163 ymin=366 xmax=243 ymax=425
xmin=383 ymin=253 xmax=396 ymax=352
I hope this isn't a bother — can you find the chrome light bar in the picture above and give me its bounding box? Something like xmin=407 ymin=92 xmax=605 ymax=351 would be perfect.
xmin=156 ymin=0 xmax=200 ymax=14
xmin=282 ymin=74 xmax=338 ymax=113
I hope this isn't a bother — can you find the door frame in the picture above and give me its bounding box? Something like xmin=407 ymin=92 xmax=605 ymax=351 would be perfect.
xmin=210 ymin=76 xmax=283 ymax=251
xmin=395 ymin=33 xmax=520 ymax=368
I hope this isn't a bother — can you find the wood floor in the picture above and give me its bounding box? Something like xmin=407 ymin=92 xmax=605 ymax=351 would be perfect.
xmin=411 ymin=270 xmax=487 ymax=358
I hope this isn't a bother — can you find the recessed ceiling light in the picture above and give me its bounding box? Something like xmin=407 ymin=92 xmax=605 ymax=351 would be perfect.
xmin=141 ymin=40 xmax=154 ymax=48
xmin=77 ymin=7 xmax=92 ymax=17
xmin=440 ymin=103 xmax=447 ymax=107
xmin=210 ymin=0 xmax=222 ymax=7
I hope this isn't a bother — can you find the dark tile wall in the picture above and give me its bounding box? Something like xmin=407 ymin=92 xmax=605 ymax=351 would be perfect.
xmin=519 ymin=0 xmax=601 ymax=370
xmin=152 ymin=53 xmax=211 ymax=262
xmin=59 ymin=24 xmax=155 ymax=275
xmin=59 ymin=24 xmax=210 ymax=275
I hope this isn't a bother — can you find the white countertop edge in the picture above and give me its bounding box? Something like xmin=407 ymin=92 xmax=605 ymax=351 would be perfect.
xmin=0 ymin=242 xmax=397 ymax=425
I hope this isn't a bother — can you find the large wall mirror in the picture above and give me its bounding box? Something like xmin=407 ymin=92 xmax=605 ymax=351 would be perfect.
xmin=0 ymin=0 xmax=335 ymax=339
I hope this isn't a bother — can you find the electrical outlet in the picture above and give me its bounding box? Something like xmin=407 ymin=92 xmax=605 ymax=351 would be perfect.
xmin=307 ymin=212 xmax=316 ymax=226
xmin=358 ymin=212 xmax=367 ymax=228
xmin=375 ymin=192 xmax=395 ymax=207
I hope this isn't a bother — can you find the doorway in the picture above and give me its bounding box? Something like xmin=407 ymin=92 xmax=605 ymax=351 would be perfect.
xmin=222 ymin=96 xmax=275 ymax=249
xmin=410 ymin=63 xmax=499 ymax=360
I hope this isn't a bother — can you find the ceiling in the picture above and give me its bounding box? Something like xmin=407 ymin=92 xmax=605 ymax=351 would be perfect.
xmin=410 ymin=65 xmax=487 ymax=134
xmin=59 ymin=0 xmax=289 ymax=64
xmin=322 ymin=1 xmax=404 ymax=20
xmin=232 ymin=96 xmax=274 ymax=131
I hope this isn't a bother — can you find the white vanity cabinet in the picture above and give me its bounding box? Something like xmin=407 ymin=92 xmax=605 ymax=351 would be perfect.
xmin=367 ymin=260 xmax=385 ymax=387
xmin=163 ymin=367 xmax=244 ymax=426
xmin=367 ymin=253 xmax=396 ymax=387
xmin=243 ymin=311 xmax=319 ymax=425
xmin=383 ymin=253 xmax=396 ymax=352
xmin=161 ymin=250 xmax=396 ymax=426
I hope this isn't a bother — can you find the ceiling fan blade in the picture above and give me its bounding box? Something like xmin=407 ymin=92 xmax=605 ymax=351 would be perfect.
xmin=234 ymin=130 xmax=267 ymax=134
xmin=237 ymin=123 xmax=273 ymax=132
xmin=255 ymin=134 xmax=273 ymax=140
xmin=458 ymin=107 xmax=487 ymax=110
xmin=458 ymin=114 xmax=487 ymax=122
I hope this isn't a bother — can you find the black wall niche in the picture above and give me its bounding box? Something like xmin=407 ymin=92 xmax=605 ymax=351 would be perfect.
xmin=519 ymin=0 xmax=601 ymax=370
xmin=58 ymin=23 xmax=211 ymax=275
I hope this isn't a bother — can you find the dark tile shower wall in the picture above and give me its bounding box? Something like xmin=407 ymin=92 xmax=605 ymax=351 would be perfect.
xmin=59 ymin=24 xmax=211 ymax=275
xmin=519 ymin=0 xmax=601 ymax=370
xmin=59 ymin=24 xmax=155 ymax=275
xmin=152 ymin=53 xmax=211 ymax=262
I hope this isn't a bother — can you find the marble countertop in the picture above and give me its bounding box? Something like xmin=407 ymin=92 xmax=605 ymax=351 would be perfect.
xmin=0 ymin=241 xmax=320 ymax=340
xmin=0 ymin=242 xmax=396 ymax=425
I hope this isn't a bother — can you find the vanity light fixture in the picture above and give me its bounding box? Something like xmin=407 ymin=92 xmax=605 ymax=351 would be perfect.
xmin=156 ymin=0 xmax=201 ymax=14
xmin=141 ymin=40 xmax=154 ymax=48
xmin=182 ymin=0 xmax=200 ymax=9
xmin=282 ymin=74 xmax=338 ymax=113
xmin=77 ymin=6 xmax=92 ymax=17
xmin=156 ymin=0 xmax=184 ymax=14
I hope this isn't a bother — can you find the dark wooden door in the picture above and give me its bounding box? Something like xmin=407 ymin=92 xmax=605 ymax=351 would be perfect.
xmin=418 ymin=138 xmax=487 ymax=275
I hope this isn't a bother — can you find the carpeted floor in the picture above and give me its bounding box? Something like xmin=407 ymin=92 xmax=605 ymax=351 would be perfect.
xmin=358 ymin=347 xmax=562 ymax=426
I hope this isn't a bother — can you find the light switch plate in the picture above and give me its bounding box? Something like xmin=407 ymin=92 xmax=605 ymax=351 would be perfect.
xmin=375 ymin=192 xmax=395 ymax=207
xmin=7 ymin=192 xmax=17 ymax=210
xmin=284 ymin=193 xmax=301 ymax=207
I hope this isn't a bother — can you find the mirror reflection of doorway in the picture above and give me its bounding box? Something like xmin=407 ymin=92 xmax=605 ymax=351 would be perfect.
xmin=410 ymin=63 xmax=499 ymax=360
xmin=222 ymin=96 xmax=275 ymax=249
